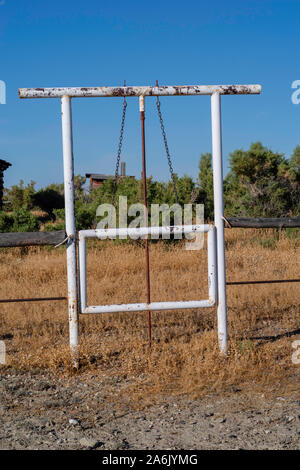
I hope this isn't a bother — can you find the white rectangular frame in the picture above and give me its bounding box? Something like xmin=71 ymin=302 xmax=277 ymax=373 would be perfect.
xmin=79 ymin=224 xmax=217 ymax=314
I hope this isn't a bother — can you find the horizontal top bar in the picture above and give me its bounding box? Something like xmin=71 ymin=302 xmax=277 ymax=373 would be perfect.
xmin=19 ymin=84 xmax=262 ymax=99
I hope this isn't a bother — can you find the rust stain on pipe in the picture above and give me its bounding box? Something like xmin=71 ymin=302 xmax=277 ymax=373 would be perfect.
xmin=19 ymin=84 xmax=262 ymax=99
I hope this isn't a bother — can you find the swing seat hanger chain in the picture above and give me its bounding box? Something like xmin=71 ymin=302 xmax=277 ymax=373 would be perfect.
xmin=112 ymin=81 xmax=127 ymax=205
xmin=155 ymin=80 xmax=179 ymax=204
xmin=113 ymin=83 xmax=180 ymax=206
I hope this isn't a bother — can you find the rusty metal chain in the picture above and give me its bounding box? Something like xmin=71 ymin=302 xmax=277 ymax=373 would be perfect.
xmin=155 ymin=93 xmax=180 ymax=205
xmin=112 ymin=92 xmax=127 ymax=205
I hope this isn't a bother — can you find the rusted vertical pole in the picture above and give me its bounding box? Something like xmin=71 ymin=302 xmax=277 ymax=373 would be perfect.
xmin=139 ymin=96 xmax=152 ymax=349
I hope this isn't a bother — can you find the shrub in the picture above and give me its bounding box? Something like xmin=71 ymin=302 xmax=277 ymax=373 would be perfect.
xmin=0 ymin=212 xmax=14 ymax=232
xmin=33 ymin=188 xmax=64 ymax=217
xmin=4 ymin=180 xmax=36 ymax=211
xmin=75 ymin=206 xmax=95 ymax=230
xmin=11 ymin=208 xmax=40 ymax=232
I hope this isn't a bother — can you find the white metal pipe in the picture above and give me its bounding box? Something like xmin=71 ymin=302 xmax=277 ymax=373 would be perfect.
xmin=61 ymin=95 xmax=79 ymax=365
xmin=83 ymin=299 xmax=213 ymax=314
xmin=78 ymin=234 xmax=86 ymax=312
xmin=78 ymin=225 xmax=216 ymax=314
xmin=211 ymin=93 xmax=227 ymax=355
xmin=207 ymin=226 xmax=217 ymax=303
xmin=19 ymin=84 xmax=261 ymax=99
xmin=80 ymin=224 xmax=211 ymax=240
xmin=139 ymin=95 xmax=145 ymax=112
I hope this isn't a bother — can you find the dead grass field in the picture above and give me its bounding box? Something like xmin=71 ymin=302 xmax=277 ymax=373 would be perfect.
xmin=0 ymin=229 xmax=299 ymax=404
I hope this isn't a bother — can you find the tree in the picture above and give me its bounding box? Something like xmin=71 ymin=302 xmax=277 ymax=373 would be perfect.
xmin=198 ymin=153 xmax=214 ymax=219
xmin=74 ymin=174 xmax=87 ymax=201
xmin=225 ymin=142 xmax=298 ymax=217
xmin=289 ymin=145 xmax=300 ymax=183
xmin=176 ymin=174 xmax=195 ymax=205
xmin=33 ymin=188 xmax=64 ymax=218
xmin=4 ymin=180 xmax=36 ymax=210
xmin=198 ymin=143 xmax=300 ymax=220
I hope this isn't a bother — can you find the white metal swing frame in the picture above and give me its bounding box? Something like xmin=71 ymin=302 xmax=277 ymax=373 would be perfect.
xmin=19 ymin=83 xmax=262 ymax=361
xmin=78 ymin=224 xmax=217 ymax=314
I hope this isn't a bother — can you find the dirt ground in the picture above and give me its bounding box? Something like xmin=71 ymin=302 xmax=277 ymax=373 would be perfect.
xmin=0 ymin=233 xmax=299 ymax=450
xmin=0 ymin=368 xmax=299 ymax=450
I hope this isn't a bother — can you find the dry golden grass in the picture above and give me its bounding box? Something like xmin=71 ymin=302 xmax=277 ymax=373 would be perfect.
xmin=0 ymin=229 xmax=299 ymax=404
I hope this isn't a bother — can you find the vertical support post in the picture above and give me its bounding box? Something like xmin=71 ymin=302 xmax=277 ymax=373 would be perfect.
xmin=78 ymin=233 xmax=87 ymax=312
xmin=61 ymin=95 xmax=79 ymax=367
xmin=207 ymin=226 xmax=217 ymax=304
xmin=211 ymin=93 xmax=227 ymax=355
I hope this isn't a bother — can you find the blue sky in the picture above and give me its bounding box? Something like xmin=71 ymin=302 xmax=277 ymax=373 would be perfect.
xmin=0 ymin=0 xmax=300 ymax=189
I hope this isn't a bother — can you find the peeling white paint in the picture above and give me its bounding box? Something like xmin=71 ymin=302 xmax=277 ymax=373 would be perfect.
xmin=19 ymin=84 xmax=262 ymax=99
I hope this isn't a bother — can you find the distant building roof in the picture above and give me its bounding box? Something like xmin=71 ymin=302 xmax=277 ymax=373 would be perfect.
xmin=85 ymin=173 xmax=115 ymax=180
xmin=85 ymin=173 xmax=134 ymax=180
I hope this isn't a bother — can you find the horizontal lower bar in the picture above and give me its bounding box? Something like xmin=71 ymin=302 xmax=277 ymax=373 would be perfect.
xmin=0 ymin=296 xmax=67 ymax=303
xmin=226 ymin=217 xmax=300 ymax=228
xmin=80 ymin=224 xmax=211 ymax=240
xmin=0 ymin=230 xmax=66 ymax=248
xmin=82 ymin=299 xmax=215 ymax=314
xmin=227 ymin=279 xmax=300 ymax=286
xmin=19 ymin=84 xmax=262 ymax=99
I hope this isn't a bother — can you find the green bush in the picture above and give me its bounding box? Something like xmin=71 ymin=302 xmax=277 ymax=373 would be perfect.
xmin=198 ymin=143 xmax=300 ymax=219
xmin=11 ymin=208 xmax=40 ymax=232
xmin=44 ymin=221 xmax=65 ymax=231
xmin=75 ymin=206 xmax=95 ymax=230
xmin=0 ymin=212 xmax=14 ymax=232
xmin=33 ymin=188 xmax=64 ymax=216
xmin=4 ymin=180 xmax=36 ymax=211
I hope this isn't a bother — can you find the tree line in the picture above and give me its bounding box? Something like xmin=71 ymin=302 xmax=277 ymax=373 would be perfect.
xmin=0 ymin=142 xmax=299 ymax=232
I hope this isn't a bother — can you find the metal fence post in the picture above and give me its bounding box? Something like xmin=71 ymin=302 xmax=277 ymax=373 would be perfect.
xmin=211 ymin=92 xmax=227 ymax=355
xmin=61 ymin=95 xmax=79 ymax=366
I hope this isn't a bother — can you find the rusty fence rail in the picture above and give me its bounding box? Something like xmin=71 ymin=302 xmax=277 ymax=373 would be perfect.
xmin=0 ymin=296 xmax=67 ymax=303
xmin=0 ymin=230 xmax=66 ymax=248
xmin=226 ymin=217 xmax=300 ymax=229
xmin=227 ymin=279 xmax=300 ymax=286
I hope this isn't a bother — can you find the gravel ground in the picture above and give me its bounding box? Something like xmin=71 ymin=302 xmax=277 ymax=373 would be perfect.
xmin=0 ymin=369 xmax=299 ymax=450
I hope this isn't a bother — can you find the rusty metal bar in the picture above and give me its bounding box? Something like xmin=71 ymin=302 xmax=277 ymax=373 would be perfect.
xmin=19 ymin=84 xmax=261 ymax=99
xmin=139 ymin=96 xmax=152 ymax=350
xmin=227 ymin=279 xmax=300 ymax=286
xmin=0 ymin=296 xmax=67 ymax=303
